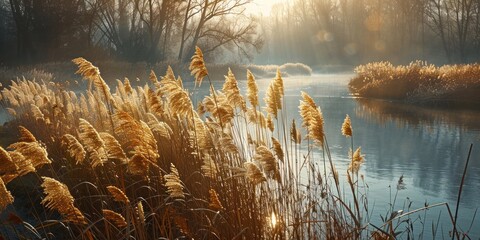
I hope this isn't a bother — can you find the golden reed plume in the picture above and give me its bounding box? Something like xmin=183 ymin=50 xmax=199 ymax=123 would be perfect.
xmin=222 ymin=68 xmax=246 ymax=111
xmin=106 ymin=186 xmax=130 ymax=204
xmin=254 ymin=146 xmax=281 ymax=182
xmin=0 ymin=146 xmax=17 ymax=175
xmin=164 ymin=163 xmax=185 ymax=200
xmin=190 ymin=46 xmax=208 ymax=87
xmin=78 ymin=118 xmax=107 ymax=167
xmin=102 ymin=209 xmax=127 ymax=228
xmin=208 ymin=189 xmax=224 ymax=211
xmin=246 ymin=70 xmax=258 ymax=107
xmin=348 ymin=147 xmax=365 ymax=174
xmin=62 ymin=134 xmax=86 ymax=164
xmin=271 ymin=137 xmax=284 ymax=162
xmin=341 ymin=114 xmax=353 ymax=137
xmin=299 ymin=92 xmax=325 ymax=147
xmin=18 ymin=126 xmax=36 ymax=142
xmin=2 ymin=151 xmax=35 ymax=184
xmin=8 ymin=141 xmax=51 ymax=169
xmin=99 ymin=132 xmax=128 ymax=164
xmin=149 ymin=70 xmax=159 ymax=84
xmin=290 ymin=120 xmax=301 ymax=144
xmin=41 ymin=177 xmax=86 ymax=225
xmin=0 ymin=177 xmax=14 ymax=211
xmin=244 ymin=162 xmax=266 ymax=185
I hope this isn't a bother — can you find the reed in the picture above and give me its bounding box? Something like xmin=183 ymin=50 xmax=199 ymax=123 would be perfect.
xmin=0 ymin=52 xmax=472 ymax=239
xmin=349 ymin=61 xmax=480 ymax=106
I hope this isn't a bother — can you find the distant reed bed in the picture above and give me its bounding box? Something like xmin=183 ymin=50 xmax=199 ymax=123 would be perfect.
xmin=0 ymin=50 xmax=470 ymax=239
xmin=349 ymin=61 xmax=480 ymax=105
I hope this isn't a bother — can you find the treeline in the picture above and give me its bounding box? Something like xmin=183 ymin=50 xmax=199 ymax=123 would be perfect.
xmin=256 ymin=0 xmax=480 ymax=66
xmin=0 ymin=0 xmax=262 ymax=65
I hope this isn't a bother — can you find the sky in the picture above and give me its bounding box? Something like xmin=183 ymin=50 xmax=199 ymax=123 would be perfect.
xmin=249 ymin=0 xmax=290 ymax=16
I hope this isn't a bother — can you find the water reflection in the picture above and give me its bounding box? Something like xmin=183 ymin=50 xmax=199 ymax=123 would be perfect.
xmin=353 ymin=98 xmax=480 ymax=205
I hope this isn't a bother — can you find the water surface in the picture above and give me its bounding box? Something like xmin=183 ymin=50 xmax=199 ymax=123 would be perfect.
xmin=188 ymin=74 xmax=480 ymax=238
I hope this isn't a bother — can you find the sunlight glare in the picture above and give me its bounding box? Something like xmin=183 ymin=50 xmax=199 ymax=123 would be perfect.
xmin=271 ymin=211 xmax=277 ymax=228
xmin=250 ymin=0 xmax=290 ymax=16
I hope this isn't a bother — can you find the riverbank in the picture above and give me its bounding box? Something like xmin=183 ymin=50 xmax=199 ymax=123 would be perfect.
xmin=348 ymin=61 xmax=480 ymax=108
xmin=0 ymin=61 xmax=312 ymax=87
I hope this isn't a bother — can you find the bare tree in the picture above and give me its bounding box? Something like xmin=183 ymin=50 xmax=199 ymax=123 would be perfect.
xmin=179 ymin=0 xmax=262 ymax=62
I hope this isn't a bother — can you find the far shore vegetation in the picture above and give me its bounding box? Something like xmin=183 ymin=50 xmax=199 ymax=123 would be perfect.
xmin=0 ymin=61 xmax=312 ymax=87
xmin=349 ymin=61 xmax=480 ymax=107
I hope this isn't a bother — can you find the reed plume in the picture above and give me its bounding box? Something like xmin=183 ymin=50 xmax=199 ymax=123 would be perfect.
xmin=246 ymin=70 xmax=259 ymax=107
xmin=8 ymin=141 xmax=51 ymax=168
xmin=341 ymin=114 xmax=353 ymax=137
xmin=244 ymin=162 xmax=266 ymax=185
xmin=208 ymin=189 xmax=224 ymax=211
xmin=0 ymin=177 xmax=14 ymax=211
xmin=40 ymin=177 xmax=86 ymax=225
xmin=124 ymin=78 xmax=133 ymax=95
xmin=18 ymin=126 xmax=37 ymax=142
xmin=267 ymin=114 xmax=274 ymax=132
xmin=164 ymin=163 xmax=185 ymax=200
xmin=106 ymin=186 xmax=130 ymax=204
xmin=190 ymin=46 xmax=208 ymax=87
xmin=247 ymin=108 xmax=267 ymax=128
xmin=128 ymin=154 xmax=149 ymax=176
xmin=201 ymin=154 xmax=217 ymax=179
xmin=72 ymin=57 xmax=100 ymax=84
xmin=159 ymin=68 xmax=194 ymax=118
xmin=72 ymin=57 xmax=113 ymax=105
xmin=102 ymin=209 xmax=127 ymax=228
xmin=271 ymin=137 xmax=284 ymax=162
xmin=2 ymin=151 xmax=35 ymax=184
xmin=136 ymin=201 xmax=145 ymax=224
xmin=254 ymin=146 xmax=281 ymax=182
xmin=149 ymin=70 xmax=159 ymax=84
xmin=290 ymin=120 xmax=301 ymax=144
xmin=265 ymin=78 xmax=282 ymax=119
xmin=146 ymin=113 xmax=172 ymax=139
xmin=191 ymin=117 xmax=214 ymax=152
xmin=348 ymin=147 xmax=365 ymax=174
xmin=146 ymin=88 xmax=164 ymax=116
xmin=199 ymin=91 xmax=234 ymax=124
xmin=174 ymin=215 xmax=190 ymax=236
xmin=0 ymin=146 xmax=17 ymax=175
xmin=222 ymin=68 xmax=246 ymax=111
xmin=299 ymin=92 xmax=325 ymax=147
xmin=78 ymin=118 xmax=107 ymax=167
xmin=61 ymin=134 xmax=86 ymax=164
xmin=113 ymin=111 xmax=158 ymax=162
xmin=99 ymin=132 xmax=128 ymax=164
xmin=274 ymin=69 xmax=284 ymax=96
xmin=30 ymin=104 xmax=45 ymax=121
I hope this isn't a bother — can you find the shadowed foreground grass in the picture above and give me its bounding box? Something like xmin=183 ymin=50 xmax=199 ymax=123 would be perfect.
xmin=0 ymin=53 xmax=473 ymax=239
xmin=349 ymin=61 xmax=480 ymax=107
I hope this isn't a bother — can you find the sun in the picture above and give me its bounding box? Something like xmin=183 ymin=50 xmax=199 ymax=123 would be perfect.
xmin=249 ymin=0 xmax=290 ymax=16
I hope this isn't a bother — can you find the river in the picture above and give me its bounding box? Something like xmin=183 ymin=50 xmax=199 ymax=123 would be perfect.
xmin=1 ymin=73 xmax=479 ymax=238
xmin=186 ymin=73 xmax=480 ymax=238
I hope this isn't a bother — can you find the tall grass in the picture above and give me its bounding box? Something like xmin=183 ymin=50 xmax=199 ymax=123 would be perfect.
xmin=349 ymin=61 xmax=480 ymax=105
xmin=0 ymin=53 xmax=471 ymax=239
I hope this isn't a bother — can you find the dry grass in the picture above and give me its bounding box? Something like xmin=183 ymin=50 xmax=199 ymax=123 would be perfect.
xmin=349 ymin=61 xmax=480 ymax=105
xmin=0 ymin=54 xmax=468 ymax=239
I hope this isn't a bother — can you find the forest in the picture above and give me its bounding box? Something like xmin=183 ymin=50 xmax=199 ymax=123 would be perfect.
xmin=2 ymin=0 xmax=480 ymax=66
